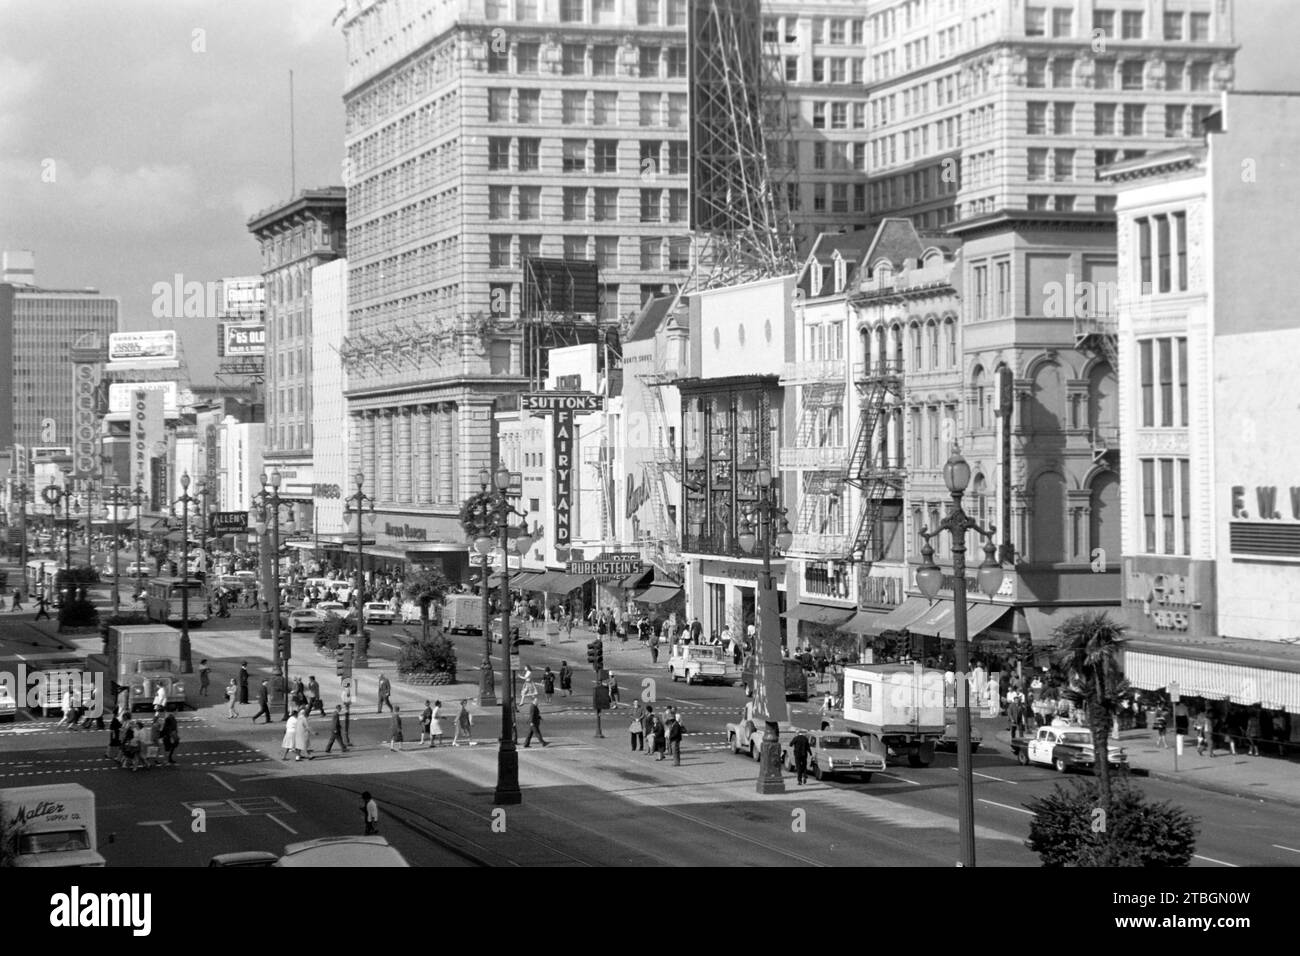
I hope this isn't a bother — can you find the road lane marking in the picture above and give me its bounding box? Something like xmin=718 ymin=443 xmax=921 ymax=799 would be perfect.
xmin=208 ymin=772 xmax=235 ymax=791
xmin=139 ymin=820 xmax=184 ymax=843
xmin=267 ymin=814 xmax=298 ymax=834
xmin=978 ymin=798 xmax=1033 ymax=816
xmin=1193 ymin=854 xmax=1239 ymax=867
xmin=877 ymin=772 xmax=921 ymax=785
xmin=1273 ymin=844 xmax=1300 ymax=854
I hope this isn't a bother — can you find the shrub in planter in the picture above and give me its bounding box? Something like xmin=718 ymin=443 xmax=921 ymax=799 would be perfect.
xmin=314 ymin=615 xmax=342 ymax=652
xmin=397 ymin=632 xmax=457 ymax=682
xmin=57 ymin=595 xmax=100 ymax=629
xmin=1025 ymin=778 xmax=1198 ymax=867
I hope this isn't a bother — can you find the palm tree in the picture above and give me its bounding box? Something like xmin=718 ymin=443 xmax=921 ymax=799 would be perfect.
xmin=1052 ymin=611 xmax=1130 ymax=811
xmin=404 ymin=566 xmax=451 ymax=640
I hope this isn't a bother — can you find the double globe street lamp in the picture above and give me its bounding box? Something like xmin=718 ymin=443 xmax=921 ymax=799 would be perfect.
xmin=736 ymin=464 xmax=794 ymax=796
xmin=167 ymin=472 xmax=205 ymax=674
xmin=253 ymin=470 xmax=295 ymax=720
xmin=343 ymin=472 xmax=376 ymax=664
xmin=472 ymin=465 xmax=534 ymax=807
xmin=915 ymin=445 xmax=1006 ymax=868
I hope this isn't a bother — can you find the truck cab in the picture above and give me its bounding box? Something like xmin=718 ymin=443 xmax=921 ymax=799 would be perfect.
xmin=0 ymin=784 xmax=106 ymax=867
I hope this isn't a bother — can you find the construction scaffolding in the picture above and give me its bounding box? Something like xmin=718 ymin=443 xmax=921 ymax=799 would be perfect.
xmin=842 ymin=360 xmax=906 ymax=561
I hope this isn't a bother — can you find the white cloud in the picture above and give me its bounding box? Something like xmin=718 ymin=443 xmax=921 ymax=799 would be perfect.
xmin=0 ymin=160 xmax=199 ymax=231
xmin=0 ymin=55 xmax=43 ymax=135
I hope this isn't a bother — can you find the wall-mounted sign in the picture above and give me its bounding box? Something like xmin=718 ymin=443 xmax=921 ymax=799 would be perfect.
xmin=210 ymin=511 xmax=249 ymax=534
xmin=107 ymin=330 xmax=178 ymax=367
xmin=218 ymin=322 xmax=266 ymax=357
xmin=567 ymin=559 xmax=644 ymax=580
xmin=522 ymin=391 xmax=604 ymax=554
xmin=72 ymin=362 xmax=98 ymax=479
xmin=221 ymin=277 xmax=265 ymax=315
xmin=130 ymin=390 xmax=164 ymax=495
xmin=1123 ymin=557 xmax=1215 ymax=637
xmin=521 ymin=392 xmax=605 ymax=414
xmin=109 ymin=381 xmax=178 ymax=416
xmin=384 ymin=522 xmax=427 ymax=542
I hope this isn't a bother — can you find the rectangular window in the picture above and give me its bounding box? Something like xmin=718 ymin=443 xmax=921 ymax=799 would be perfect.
xmin=784 ymin=57 xmax=798 ymax=82
xmin=1123 ymin=104 xmax=1144 ymax=135
xmin=1025 ymin=6 xmax=1046 ymax=36
xmin=1165 ymin=104 xmax=1185 ymax=137
xmin=560 ymin=0 xmax=583 ymax=21
xmin=516 ymin=42 xmax=540 ymax=73
xmin=1165 ymin=60 xmax=1184 ymax=91
xmin=1189 ymin=62 xmax=1211 ymax=91
xmin=1178 ymin=336 xmax=1189 ymax=426
xmin=830 ymin=58 xmax=846 ymax=84
xmin=973 ymin=265 xmax=988 ymax=320
xmin=668 ymin=237 xmax=690 ymax=270
xmin=1161 ymin=458 xmax=1176 ymax=553
xmin=1190 ymin=13 xmax=1210 ymax=42
xmin=517 ymin=186 xmax=540 ymax=220
xmin=489 ymin=234 xmax=511 ymax=269
xmin=1027 ymin=102 xmax=1048 ymax=134
xmin=639 ymin=188 xmax=661 ymax=222
xmin=595 ymin=236 xmax=619 ymax=269
xmin=562 ymin=187 xmax=587 ymax=221
xmin=518 ymin=235 xmax=540 ymax=262
xmin=1052 ymin=8 xmax=1073 ymax=36
xmin=592 ymin=0 xmax=615 ymax=25
xmin=1163 ymin=12 xmax=1184 ymax=41
xmin=1093 ymin=10 xmax=1114 ymax=37
xmin=928 ymin=407 xmax=939 ymax=467
xmin=591 ymin=46 xmax=616 ymax=76
xmin=812 ymin=103 xmax=826 ymax=129
xmin=666 ymin=93 xmax=686 ymax=127
xmin=831 ymin=102 xmax=848 ymax=129
xmin=516 ymin=88 xmax=540 ymax=123
xmin=1179 ymin=459 xmax=1191 ymax=553
xmin=668 ymin=189 xmax=688 ymax=222
xmin=563 ymin=235 xmax=588 ymax=260
xmin=1137 ymin=217 xmax=1152 ymax=291
xmin=1139 ymin=339 xmax=1154 ymax=426
xmin=562 ymin=44 xmax=585 ymax=76
xmin=593 ymin=187 xmax=618 ymax=221
xmin=1054 ymin=148 xmax=1073 ymax=181
xmin=813 ymin=142 xmax=826 ymax=170
xmin=640 ymin=45 xmax=661 ymax=78
xmin=488 ymin=137 xmax=510 ymax=171
xmin=639 ymin=93 xmax=659 ymax=126
xmin=562 ymin=90 xmax=585 ymax=125
xmin=1052 ymin=57 xmax=1074 ymax=88
xmin=639 ymin=237 xmax=661 ymax=270
xmin=996 ymin=260 xmax=1010 ymax=315
xmin=637 ymin=0 xmax=659 ymax=26
xmin=1026 ymin=57 xmax=1047 ymax=88
xmin=593 ymin=139 xmax=617 ymax=173
xmin=488 ymin=88 xmax=510 ymax=122
xmin=517 ymin=138 xmax=539 ymax=170
xmin=667 ymin=140 xmax=688 ymax=175
xmin=1027 ymin=147 xmax=1048 ymax=181
xmin=592 ymin=91 xmax=617 ymax=125
xmin=1121 ymin=10 xmax=1144 ymax=39
xmin=812 ymin=183 xmax=826 ymax=211
xmin=562 ymin=139 xmax=587 ymax=173
xmin=1156 ymin=214 xmax=1171 ymax=292
xmin=831 ymin=183 xmax=848 ymax=213
xmin=1159 ymin=337 xmax=1174 ymax=426
xmin=1142 ymin=458 xmax=1156 ymax=552
xmin=853 ymin=183 xmax=865 ymax=213
xmin=1094 ymin=58 xmax=1115 ymax=90
xmin=666 ymin=0 xmax=685 ymax=27
xmin=1174 ymin=212 xmax=1187 ymax=290
xmin=1053 ymin=103 xmax=1073 ymax=134
xmin=487 ymin=46 xmax=509 ymax=73
xmin=1094 ymin=103 xmax=1116 ymax=135
xmin=488 ymin=185 xmax=511 ymax=220
xmin=666 ymin=47 xmax=686 ymax=78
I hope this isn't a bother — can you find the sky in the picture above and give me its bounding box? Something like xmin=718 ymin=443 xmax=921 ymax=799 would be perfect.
xmin=1 ymin=0 xmax=1298 ymax=385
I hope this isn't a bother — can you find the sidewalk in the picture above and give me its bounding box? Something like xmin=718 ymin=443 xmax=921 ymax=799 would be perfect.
xmin=988 ymin=722 xmax=1300 ymax=809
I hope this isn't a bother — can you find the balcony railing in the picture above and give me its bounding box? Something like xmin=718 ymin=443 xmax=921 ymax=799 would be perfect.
xmin=780 ymin=359 xmax=846 ymax=385
xmin=789 ymin=532 xmax=852 ymax=557
xmin=681 ymin=530 xmax=786 ymax=562
xmin=779 ymin=446 xmax=849 ymax=470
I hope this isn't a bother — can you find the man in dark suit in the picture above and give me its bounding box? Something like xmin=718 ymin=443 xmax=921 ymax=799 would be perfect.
xmin=789 ymin=730 xmax=812 ymax=785
xmin=251 ymin=679 xmax=272 ymax=723
xmin=238 ymin=661 xmax=250 ymax=704
xmin=325 ymin=704 xmax=348 ymax=753
xmin=523 ymin=701 xmax=547 ymax=748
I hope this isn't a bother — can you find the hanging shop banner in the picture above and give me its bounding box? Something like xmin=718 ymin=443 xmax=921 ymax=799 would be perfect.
xmin=554 ymin=409 xmax=574 ymax=549
xmin=130 ymin=390 xmax=165 ymax=494
xmin=72 ymin=362 xmax=99 ymax=479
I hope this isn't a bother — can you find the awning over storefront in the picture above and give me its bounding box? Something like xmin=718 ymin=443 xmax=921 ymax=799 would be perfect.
xmin=285 ymin=540 xmax=317 ymax=550
xmin=1122 ymin=635 xmax=1300 ymax=712
xmin=538 ymin=572 xmax=592 ymax=594
xmin=618 ymin=568 xmax=654 ymax=589
xmin=906 ymin=599 xmax=1008 ymax=641
xmin=837 ymin=596 xmax=932 ymax=635
xmin=362 ymin=545 xmax=413 ymax=562
xmin=1018 ymin=606 xmax=1071 ymax=646
xmin=781 ymin=602 xmax=856 ymax=628
xmin=509 ymin=571 xmax=545 ymax=590
xmin=631 ymin=584 xmax=684 ymax=605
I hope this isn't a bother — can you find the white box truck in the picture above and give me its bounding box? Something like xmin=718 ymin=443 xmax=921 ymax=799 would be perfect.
xmin=837 ymin=663 xmax=946 ymax=768
xmin=442 ymin=594 xmax=483 ymax=634
xmin=0 ymin=783 xmax=107 ymax=867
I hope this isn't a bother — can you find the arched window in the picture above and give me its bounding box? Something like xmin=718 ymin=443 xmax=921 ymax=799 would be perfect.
xmin=971 ymin=365 xmax=987 ymax=429
xmin=1090 ymin=472 xmax=1120 ymax=560
xmin=928 ymin=320 xmax=939 ymax=367
xmin=911 ymin=323 xmax=922 ymax=370
xmin=1030 ymin=361 xmax=1064 ymax=433
xmin=1088 ymin=361 xmax=1117 ymax=435
xmin=944 ymin=318 xmax=956 ymax=367
xmin=875 ymin=327 xmax=887 ymax=374
xmin=892 ymin=324 xmax=904 ymax=373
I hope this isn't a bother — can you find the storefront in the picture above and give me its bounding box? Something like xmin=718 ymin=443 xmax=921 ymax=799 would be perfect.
xmin=689 ymin=557 xmax=788 ymax=646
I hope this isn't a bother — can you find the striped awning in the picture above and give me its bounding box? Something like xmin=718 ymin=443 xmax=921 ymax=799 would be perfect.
xmin=837 ymin=597 xmax=932 ymax=635
xmin=1122 ymin=648 xmax=1300 ymax=713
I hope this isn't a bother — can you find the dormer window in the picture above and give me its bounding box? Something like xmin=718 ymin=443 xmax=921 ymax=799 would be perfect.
xmin=810 ymin=262 xmax=824 ymax=297
xmin=833 ymin=251 xmax=847 ymax=292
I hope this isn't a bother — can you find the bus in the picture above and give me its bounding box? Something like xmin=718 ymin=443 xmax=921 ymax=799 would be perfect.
xmin=144 ymin=576 xmax=209 ymax=627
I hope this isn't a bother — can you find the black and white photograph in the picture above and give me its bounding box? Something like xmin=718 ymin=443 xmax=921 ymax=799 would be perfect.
xmin=0 ymin=0 xmax=1294 ymax=930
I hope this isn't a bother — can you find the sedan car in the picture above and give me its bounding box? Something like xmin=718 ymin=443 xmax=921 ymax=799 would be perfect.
xmin=1012 ymin=723 xmax=1127 ymax=774
xmin=362 ymin=602 xmax=395 ymax=625
xmin=288 ymin=609 xmax=321 ymax=633
xmin=0 ymin=683 xmax=16 ymax=722
xmin=787 ymin=730 xmax=886 ymax=781
xmin=492 ymin=617 xmax=533 ymax=646
xmin=126 ymin=562 xmax=152 ymax=578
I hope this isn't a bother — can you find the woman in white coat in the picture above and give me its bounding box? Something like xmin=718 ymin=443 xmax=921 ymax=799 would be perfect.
xmin=294 ymin=707 xmax=313 ymax=760
xmin=281 ymin=711 xmax=299 ymax=760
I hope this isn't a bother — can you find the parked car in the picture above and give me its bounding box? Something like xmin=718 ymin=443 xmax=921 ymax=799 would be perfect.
xmin=362 ymin=602 xmax=395 ymax=625
xmin=1011 ymin=723 xmax=1128 ymax=774
xmin=788 ymin=729 xmax=886 ymax=781
xmin=0 ymin=683 xmax=16 ymax=722
xmin=315 ymin=601 xmax=347 ymax=618
xmin=669 ymin=644 xmax=739 ymax=686
xmin=126 ymin=562 xmax=152 ymax=578
xmin=288 ymin=610 xmax=321 ymax=633
xmin=725 ymin=711 xmax=802 ymax=762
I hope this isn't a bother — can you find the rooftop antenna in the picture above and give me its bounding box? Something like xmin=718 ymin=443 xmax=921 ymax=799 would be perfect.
xmin=289 ymin=69 xmax=297 ymax=196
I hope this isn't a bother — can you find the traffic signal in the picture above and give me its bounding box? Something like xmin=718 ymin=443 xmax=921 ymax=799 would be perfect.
xmin=587 ymin=640 xmax=599 ymax=668
xmin=277 ymin=629 xmax=292 ymax=665
xmin=335 ymin=646 xmax=353 ymax=677
xmin=595 ymin=640 xmax=604 ymax=672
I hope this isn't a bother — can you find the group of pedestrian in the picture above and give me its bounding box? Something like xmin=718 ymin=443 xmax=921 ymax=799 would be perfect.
xmin=280 ymin=707 xmax=315 ymax=760
xmin=627 ymin=702 xmax=684 ymax=764
xmin=111 ymin=707 xmax=180 ymax=770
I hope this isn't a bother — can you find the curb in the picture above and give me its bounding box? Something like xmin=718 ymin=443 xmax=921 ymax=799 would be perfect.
xmin=1141 ymin=767 xmax=1300 ymax=810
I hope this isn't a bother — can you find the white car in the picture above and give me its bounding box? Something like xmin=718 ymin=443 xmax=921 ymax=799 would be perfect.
xmin=288 ymin=610 xmax=321 ymax=633
xmin=0 ymin=683 xmax=16 ymax=722
xmin=362 ymin=602 xmax=395 ymax=625
xmin=789 ymin=730 xmax=887 ymax=781
xmin=315 ymin=601 xmax=347 ymax=617
xmin=126 ymin=562 xmax=152 ymax=577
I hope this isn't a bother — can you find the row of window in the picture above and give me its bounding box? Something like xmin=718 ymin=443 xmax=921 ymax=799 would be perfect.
xmin=275 ymin=349 xmax=308 ymax=379
xmin=1136 ymin=213 xmax=1190 ymax=296
xmin=487 ymin=89 xmax=691 ymax=129
xmin=869 ymin=163 xmax=961 ymax=214
xmin=485 ymin=281 xmax=669 ymax=322
xmin=1027 ymin=7 xmax=1212 ymax=42
xmin=486 ymin=234 xmax=690 ymax=272
xmin=483 ymin=0 xmax=686 ymax=28
xmin=870 ymin=116 xmax=962 ymax=170
xmin=811 ymin=140 xmax=867 ymax=172
xmin=348 ymin=188 xmax=459 ymax=264
xmin=763 ymin=16 xmax=865 ymax=47
xmin=1026 ymin=56 xmax=1216 ymax=91
xmin=1137 ymin=337 xmax=1190 ymax=430
xmin=1026 ymin=101 xmax=1216 ymax=138
xmin=806 ymin=182 xmax=867 ymax=215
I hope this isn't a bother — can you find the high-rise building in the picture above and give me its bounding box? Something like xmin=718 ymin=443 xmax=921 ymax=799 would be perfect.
xmin=246 ymin=188 xmax=347 ymax=529
xmin=310 ymin=259 xmax=350 ymax=544
xmin=337 ymin=0 xmax=694 ymax=575
xmin=0 ymin=251 xmax=119 ymax=454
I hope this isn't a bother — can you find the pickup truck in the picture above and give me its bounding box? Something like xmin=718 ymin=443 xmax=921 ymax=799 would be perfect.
xmin=1011 ymin=723 xmax=1128 ymax=774
xmin=668 ymin=644 xmax=739 ymax=686
xmin=725 ymin=709 xmax=801 ymax=762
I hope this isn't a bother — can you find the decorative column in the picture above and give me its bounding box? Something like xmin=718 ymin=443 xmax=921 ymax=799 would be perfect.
xmin=378 ymin=410 xmax=394 ymax=502
xmin=363 ymin=411 xmax=378 ymax=496
xmin=418 ymin=405 xmax=434 ymax=504
xmin=438 ymin=403 xmax=454 ymax=504
xmin=397 ymin=406 xmax=413 ymax=504
xmin=348 ymin=413 xmax=362 ymax=486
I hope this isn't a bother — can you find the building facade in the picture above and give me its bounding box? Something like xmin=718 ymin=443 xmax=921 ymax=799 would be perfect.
xmin=310 ymin=260 xmax=350 ymax=544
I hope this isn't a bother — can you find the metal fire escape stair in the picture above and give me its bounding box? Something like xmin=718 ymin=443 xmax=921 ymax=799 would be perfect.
xmin=637 ymin=371 xmax=683 ymax=576
xmin=843 ymin=362 xmax=905 ymax=562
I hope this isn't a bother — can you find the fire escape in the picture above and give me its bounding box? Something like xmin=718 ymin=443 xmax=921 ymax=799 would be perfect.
xmin=843 ymin=360 xmax=906 ymax=561
xmin=638 ymin=370 xmax=684 ymax=577
xmin=1074 ymin=313 xmax=1120 ymax=466
xmin=787 ymin=379 xmax=850 ymax=556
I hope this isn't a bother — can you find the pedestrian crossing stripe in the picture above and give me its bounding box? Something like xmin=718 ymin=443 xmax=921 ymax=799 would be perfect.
xmin=0 ymin=757 xmax=268 ymax=778
xmin=0 ymin=749 xmax=261 ymax=767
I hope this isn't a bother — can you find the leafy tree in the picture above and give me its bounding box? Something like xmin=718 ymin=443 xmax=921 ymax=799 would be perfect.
xmin=1025 ymin=779 xmax=1197 ymax=867
xmin=1052 ymin=611 xmax=1129 ymax=812
xmin=57 ymin=594 xmax=99 ymax=629
xmin=404 ymin=566 xmax=451 ymax=640
xmin=0 ymin=810 xmax=14 ymax=867
xmin=397 ymin=632 xmax=458 ymax=682
xmin=315 ymin=614 xmax=342 ymax=652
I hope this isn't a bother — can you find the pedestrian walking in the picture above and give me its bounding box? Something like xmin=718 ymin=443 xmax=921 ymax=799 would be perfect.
xmin=790 ymin=729 xmax=812 ymax=784
xmin=642 ymin=704 xmax=656 ymax=753
xmin=650 ymin=633 xmax=660 ymax=665
xmin=292 ymin=677 xmax=307 ymax=713
xmin=252 ymin=679 xmax=272 ymax=723
xmin=1153 ymin=707 xmax=1168 ymax=747
xmin=294 ymin=707 xmax=313 ymax=760
xmin=307 ymin=676 xmax=324 ymax=716
xmin=666 ymin=712 xmax=684 ymax=765
xmin=419 ymin=700 xmax=433 ymax=745
xmin=107 ymin=710 xmax=122 ymax=761
xmin=629 ymin=701 xmax=645 ymax=752
xmin=361 ymin=791 xmax=379 ymax=835
xmin=430 ymin=700 xmax=444 ymax=747
xmin=523 ymin=701 xmax=547 ymax=747
xmin=152 ymin=684 xmax=168 ymax=713
xmin=281 ymin=711 xmax=300 ymax=760
xmin=452 ymin=700 xmax=474 ymax=746
xmin=1197 ymin=711 xmax=1216 ymax=757
xmin=388 ymin=706 xmax=404 ymax=751
xmin=9 ymin=588 xmax=22 ymax=611
xmin=198 ymin=659 xmax=210 ymax=698
xmin=650 ymin=710 xmax=666 ymax=760
xmin=225 ymin=678 xmax=238 ymax=718
xmin=238 ymin=662 xmax=250 ymax=704
xmin=377 ymin=673 xmax=393 ymax=713
xmin=34 ymin=593 xmax=50 ymax=620
xmin=161 ymin=710 xmax=180 ymax=764
xmin=559 ymin=661 xmax=573 ymax=697
xmin=326 ymin=704 xmax=349 ymax=753
xmin=543 ymin=666 xmax=555 ymax=704
xmin=608 ymin=673 xmax=621 ymax=709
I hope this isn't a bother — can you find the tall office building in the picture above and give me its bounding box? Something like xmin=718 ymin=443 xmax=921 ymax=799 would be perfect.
xmin=337 ymin=0 xmax=694 ymax=572
xmin=0 ymin=251 xmax=119 ymax=454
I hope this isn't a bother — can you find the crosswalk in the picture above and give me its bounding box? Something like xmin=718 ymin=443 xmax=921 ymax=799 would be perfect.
xmin=0 ymin=744 xmax=269 ymax=779
xmin=0 ymin=715 xmax=208 ymax=738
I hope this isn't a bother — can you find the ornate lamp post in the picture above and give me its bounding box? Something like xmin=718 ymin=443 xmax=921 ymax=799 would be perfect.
xmin=167 ymin=472 xmax=205 ymax=674
xmin=473 ymin=469 xmax=502 ymax=709
xmin=253 ymin=470 xmax=294 ymax=719
xmin=101 ymin=482 xmax=134 ymax=614
xmin=41 ymin=472 xmax=74 ymax=604
xmin=14 ymin=480 xmax=29 ymax=579
xmin=342 ymin=472 xmax=375 ymax=658
xmin=129 ymin=483 xmax=147 ymax=603
xmin=472 ymin=464 xmax=534 ymax=807
xmin=737 ymin=464 xmax=794 ymax=795
xmin=915 ymin=445 xmax=1006 ymax=868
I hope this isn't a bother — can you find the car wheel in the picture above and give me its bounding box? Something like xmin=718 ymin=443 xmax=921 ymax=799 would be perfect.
xmin=749 ymin=742 xmax=756 ymax=761
xmin=813 ymin=762 xmax=824 ymax=780
xmin=859 ymin=773 xmax=873 ymax=783
xmin=730 ymin=733 xmax=738 ymax=755
xmin=1016 ymin=749 xmax=1030 ymax=766
xmin=1054 ymin=756 xmax=1069 ymax=773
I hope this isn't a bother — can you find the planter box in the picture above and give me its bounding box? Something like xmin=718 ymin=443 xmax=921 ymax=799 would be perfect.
xmin=396 ymin=671 xmax=458 ymax=686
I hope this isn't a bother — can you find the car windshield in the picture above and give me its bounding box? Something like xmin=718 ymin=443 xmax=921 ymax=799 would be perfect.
xmin=820 ymin=736 xmax=860 ymax=749
xmin=692 ymin=648 xmax=717 ymax=659
xmin=1061 ymin=733 xmax=1093 ymax=745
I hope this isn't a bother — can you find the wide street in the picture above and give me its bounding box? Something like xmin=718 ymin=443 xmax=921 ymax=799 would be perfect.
xmin=2 ymin=602 xmax=1297 ymax=867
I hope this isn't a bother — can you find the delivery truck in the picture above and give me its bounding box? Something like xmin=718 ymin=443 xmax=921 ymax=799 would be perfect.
xmin=0 ymin=783 xmax=107 ymax=867
xmin=85 ymin=624 xmax=189 ymax=713
xmin=441 ymin=594 xmax=483 ymax=634
xmin=836 ymin=663 xmax=946 ymax=768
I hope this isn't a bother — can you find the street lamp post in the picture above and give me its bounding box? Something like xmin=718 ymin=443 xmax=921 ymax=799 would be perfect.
xmin=473 ymin=465 xmax=534 ymax=807
xmin=343 ymin=472 xmax=375 ymax=662
xmin=130 ymin=483 xmax=147 ymax=604
xmin=737 ymin=465 xmax=794 ymax=796
xmin=254 ymin=470 xmax=294 ymax=720
xmin=168 ymin=472 xmax=203 ymax=674
xmin=102 ymin=483 xmax=132 ymax=614
xmin=475 ymin=472 xmax=499 ymax=708
xmin=42 ymin=474 xmax=74 ymax=605
xmin=14 ymin=481 xmax=29 ymax=581
xmin=915 ymin=445 xmax=1006 ymax=868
